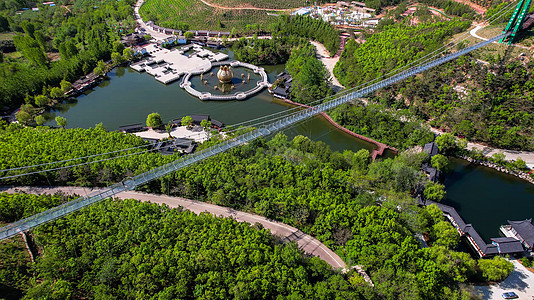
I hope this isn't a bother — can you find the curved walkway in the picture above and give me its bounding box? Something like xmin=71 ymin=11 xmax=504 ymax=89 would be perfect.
xmin=0 ymin=186 xmax=346 ymax=270
xmin=469 ymin=25 xmax=530 ymax=50
xmin=134 ymin=0 xmax=171 ymax=40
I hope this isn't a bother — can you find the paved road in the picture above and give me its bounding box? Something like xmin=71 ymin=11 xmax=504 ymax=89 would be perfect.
xmin=473 ymin=259 xmax=534 ymax=300
xmin=134 ymin=0 xmax=171 ymax=41
xmin=469 ymin=25 xmax=530 ymax=50
xmin=1 ymin=186 xmax=346 ymax=270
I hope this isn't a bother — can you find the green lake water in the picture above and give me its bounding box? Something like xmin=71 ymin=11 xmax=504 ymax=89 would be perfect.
xmin=44 ymin=54 xmax=375 ymax=153
xmin=443 ymin=158 xmax=534 ymax=241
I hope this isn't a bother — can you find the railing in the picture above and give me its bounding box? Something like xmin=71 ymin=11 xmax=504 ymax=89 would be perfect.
xmin=0 ymin=33 xmax=508 ymax=241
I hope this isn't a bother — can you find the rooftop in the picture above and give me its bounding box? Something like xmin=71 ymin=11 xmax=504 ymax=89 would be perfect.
xmin=423 ymin=142 xmax=439 ymax=157
xmin=508 ymin=219 xmax=534 ymax=249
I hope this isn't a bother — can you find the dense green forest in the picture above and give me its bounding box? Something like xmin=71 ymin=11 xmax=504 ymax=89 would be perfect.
xmin=334 ymin=20 xmax=470 ymax=88
xmin=374 ymin=54 xmax=534 ymax=150
xmin=0 ymin=123 xmax=173 ymax=186
xmin=233 ymin=35 xmax=306 ymax=65
xmin=271 ymin=15 xmax=340 ymax=57
xmin=0 ymin=0 xmax=135 ymax=109
xmin=330 ymin=102 xmax=435 ymax=150
xmin=285 ymin=43 xmax=332 ymax=104
xmin=0 ymin=196 xmax=374 ymax=299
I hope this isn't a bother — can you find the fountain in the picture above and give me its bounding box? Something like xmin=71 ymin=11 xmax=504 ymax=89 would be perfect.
xmin=217 ymin=66 xmax=233 ymax=83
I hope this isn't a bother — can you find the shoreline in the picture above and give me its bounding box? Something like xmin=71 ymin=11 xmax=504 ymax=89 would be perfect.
xmin=460 ymin=155 xmax=534 ymax=185
xmin=273 ymin=96 xmax=398 ymax=159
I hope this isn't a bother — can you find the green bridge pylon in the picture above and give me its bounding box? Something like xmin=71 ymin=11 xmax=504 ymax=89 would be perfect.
xmin=500 ymin=0 xmax=533 ymax=44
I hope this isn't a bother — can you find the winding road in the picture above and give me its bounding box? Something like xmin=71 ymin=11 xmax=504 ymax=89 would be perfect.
xmin=0 ymin=186 xmax=346 ymax=270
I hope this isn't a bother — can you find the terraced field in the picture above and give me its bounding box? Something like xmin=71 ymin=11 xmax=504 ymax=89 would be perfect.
xmin=204 ymin=0 xmax=314 ymax=9
xmin=140 ymin=0 xmax=285 ymax=33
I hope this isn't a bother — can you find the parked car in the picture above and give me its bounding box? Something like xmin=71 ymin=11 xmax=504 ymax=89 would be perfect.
xmin=502 ymin=292 xmax=518 ymax=299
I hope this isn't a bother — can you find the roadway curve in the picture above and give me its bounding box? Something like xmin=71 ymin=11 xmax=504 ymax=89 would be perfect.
xmin=469 ymin=25 xmax=530 ymax=50
xmin=0 ymin=186 xmax=346 ymax=270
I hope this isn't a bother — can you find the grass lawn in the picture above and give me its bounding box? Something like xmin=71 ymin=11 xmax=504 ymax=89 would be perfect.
xmin=140 ymin=0 xmax=286 ymax=33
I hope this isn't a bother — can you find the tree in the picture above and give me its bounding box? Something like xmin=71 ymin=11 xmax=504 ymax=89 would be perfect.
xmin=181 ymin=116 xmax=193 ymax=128
xmin=477 ymin=257 xmax=514 ymax=281
xmin=50 ymin=87 xmax=64 ymax=99
xmin=492 ymin=152 xmax=506 ymax=165
xmin=111 ymin=52 xmax=124 ymax=65
xmin=123 ymin=47 xmax=134 ymax=61
xmin=432 ymin=221 xmax=459 ymax=248
xmin=424 ymin=182 xmax=446 ymax=202
xmin=435 ymin=133 xmax=457 ymax=155
xmin=60 ymin=80 xmax=72 ymax=93
xmin=93 ymin=60 xmax=107 ymax=76
xmin=184 ymin=31 xmax=194 ymax=39
xmin=165 ymin=122 xmax=173 ymax=138
xmin=513 ymin=158 xmax=527 ymax=170
xmin=431 ymin=154 xmax=449 ymax=172
xmin=16 ymin=110 xmax=32 ymax=124
xmin=34 ymin=95 xmax=50 ymax=107
xmin=35 ymin=115 xmax=46 ymax=126
xmin=200 ymin=119 xmax=211 ymax=131
xmin=146 ymin=113 xmax=162 ymax=128
xmin=112 ymin=41 xmax=125 ymax=54
xmin=55 ymin=116 xmax=67 ymax=129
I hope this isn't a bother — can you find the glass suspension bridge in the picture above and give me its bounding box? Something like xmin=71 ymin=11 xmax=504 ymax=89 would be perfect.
xmin=0 ymin=0 xmax=530 ymax=241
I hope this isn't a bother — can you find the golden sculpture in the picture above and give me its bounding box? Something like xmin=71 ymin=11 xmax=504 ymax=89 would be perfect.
xmin=217 ymin=66 xmax=233 ymax=83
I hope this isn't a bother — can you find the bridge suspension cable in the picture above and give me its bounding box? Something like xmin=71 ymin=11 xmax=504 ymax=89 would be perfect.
xmin=0 ymin=32 xmax=509 ymax=241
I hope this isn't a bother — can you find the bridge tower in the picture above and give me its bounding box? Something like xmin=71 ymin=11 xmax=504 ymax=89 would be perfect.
xmin=500 ymin=0 xmax=533 ymax=44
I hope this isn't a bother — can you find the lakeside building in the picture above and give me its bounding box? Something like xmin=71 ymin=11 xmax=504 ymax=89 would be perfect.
xmin=501 ymin=219 xmax=534 ymax=251
xmin=270 ymin=72 xmax=292 ymax=99
xmin=421 ymin=142 xmax=440 ymax=182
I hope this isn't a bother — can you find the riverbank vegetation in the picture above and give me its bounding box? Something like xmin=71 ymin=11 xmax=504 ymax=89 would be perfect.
xmin=0 ymin=123 xmax=174 ymax=186
xmin=233 ymin=35 xmax=306 ymax=65
xmin=330 ymin=102 xmax=434 ymax=150
xmin=0 ymin=0 xmax=136 ymax=110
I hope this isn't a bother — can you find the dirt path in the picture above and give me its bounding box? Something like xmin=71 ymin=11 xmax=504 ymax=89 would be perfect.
xmin=1 ymin=186 xmax=347 ymax=270
xmin=197 ymin=0 xmax=295 ymax=12
xmin=310 ymin=41 xmax=345 ymax=90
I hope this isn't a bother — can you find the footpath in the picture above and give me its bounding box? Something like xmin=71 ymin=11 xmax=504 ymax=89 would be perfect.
xmin=1 ymin=186 xmax=347 ymax=270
